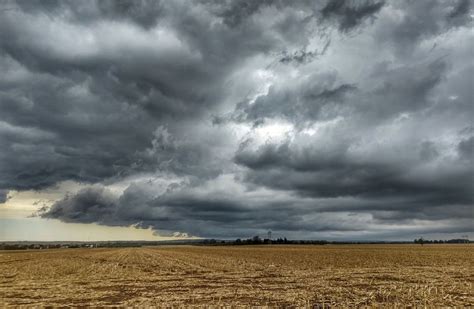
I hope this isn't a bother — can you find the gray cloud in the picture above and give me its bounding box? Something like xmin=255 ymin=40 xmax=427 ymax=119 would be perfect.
xmin=219 ymin=0 xmax=276 ymax=28
xmin=0 ymin=190 xmax=8 ymax=203
xmin=42 ymin=186 xmax=118 ymax=224
xmin=41 ymin=180 xmax=384 ymax=238
xmin=375 ymin=1 xmax=472 ymax=56
xmin=2 ymin=0 xmax=473 ymax=239
xmin=320 ymin=0 xmax=385 ymax=32
xmin=233 ymin=74 xmax=357 ymax=126
xmin=235 ymin=136 xmax=472 ymax=205
xmin=419 ymin=141 xmax=439 ymax=161
xmin=458 ymin=136 xmax=474 ymax=161
xmin=279 ymin=40 xmax=331 ymax=65
xmin=0 ymin=0 xmax=333 ymax=190
xmin=448 ymin=0 xmax=471 ymax=20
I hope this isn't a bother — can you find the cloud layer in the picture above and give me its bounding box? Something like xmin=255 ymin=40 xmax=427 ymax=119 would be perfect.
xmin=1 ymin=0 xmax=472 ymax=239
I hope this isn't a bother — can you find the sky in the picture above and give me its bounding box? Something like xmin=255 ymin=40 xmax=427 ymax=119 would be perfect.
xmin=0 ymin=0 xmax=473 ymax=241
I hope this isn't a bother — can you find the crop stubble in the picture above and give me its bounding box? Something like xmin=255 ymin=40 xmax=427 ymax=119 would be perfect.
xmin=0 ymin=244 xmax=472 ymax=306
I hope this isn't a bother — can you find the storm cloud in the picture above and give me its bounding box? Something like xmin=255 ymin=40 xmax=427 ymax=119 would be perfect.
xmin=0 ymin=190 xmax=8 ymax=204
xmin=1 ymin=0 xmax=472 ymax=240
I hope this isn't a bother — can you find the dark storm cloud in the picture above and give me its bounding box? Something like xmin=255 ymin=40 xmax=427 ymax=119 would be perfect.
xmin=2 ymin=0 xmax=473 ymax=239
xmin=42 ymin=186 xmax=118 ymax=224
xmin=231 ymin=116 xmax=473 ymax=228
xmin=0 ymin=0 xmax=318 ymax=190
xmin=13 ymin=0 xmax=164 ymax=28
xmin=135 ymin=125 xmax=233 ymax=180
xmin=375 ymin=0 xmax=472 ymax=56
xmin=279 ymin=40 xmax=331 ymax=65
xmin=233 ymin=74 xmax=357 ymax=125
xmin=458 ymin=136 xmax=474 ymax=161
xmin=219 ymin=0 xmax=276 ymax=27
xmin=419 ymin=141 xmax=439 ymax=161
xmin=232 ymin=58 xmax=446 ymax=126
xmin=448 ymin=0 xmax=471 ymax=20
xmin=42 ymin=180 xmax=374 ymax=238
xmin=230 ymin=55 xmax=472 ymax=234
xmin=235 ymin=136 xmax=472 ymax=201
xmin=0 ymin=57 xmax=157 ymax=189
xmin=0 ymin=190 xmax=8 ymax=203
xmin=279 ymin=49 xmax=319 ymax=65
xmin=320 ymin=0 xmax=385 ymax=32
xmin=231 ymin=58 xmax=472 ymax=222
xmin=41 ymin=169 xmax=472 ymax=238
xmin=96 ymin=0 xmax=164 ymax=29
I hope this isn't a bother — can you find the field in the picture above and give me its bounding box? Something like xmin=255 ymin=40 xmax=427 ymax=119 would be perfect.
xmin=1 ymin=245 xmax=472 ymax=307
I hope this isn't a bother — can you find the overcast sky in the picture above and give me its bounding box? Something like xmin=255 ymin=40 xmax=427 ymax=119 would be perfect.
xmin=0 ymin=0 xmax=472 ymax=241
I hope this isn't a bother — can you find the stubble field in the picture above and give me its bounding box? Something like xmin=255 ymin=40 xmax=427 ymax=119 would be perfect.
xmin=0 ymin=244 xmax=472 ymax=307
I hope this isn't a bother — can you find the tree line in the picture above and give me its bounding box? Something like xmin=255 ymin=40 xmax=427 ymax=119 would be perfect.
xmin=414 ymin=238 xmax=470 ymax=245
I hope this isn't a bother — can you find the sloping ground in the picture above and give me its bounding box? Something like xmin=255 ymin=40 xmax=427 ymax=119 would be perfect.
xmin=0 ymin=245 xmax=472 ymax=306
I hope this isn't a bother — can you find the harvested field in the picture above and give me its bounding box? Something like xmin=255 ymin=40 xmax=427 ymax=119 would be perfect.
xmin=0 ymin=245 xmax=472 ymax=307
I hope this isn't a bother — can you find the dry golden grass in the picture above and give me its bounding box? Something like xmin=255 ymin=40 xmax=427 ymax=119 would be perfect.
xmin=0 ymin=244 xmax=472 ymax=307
